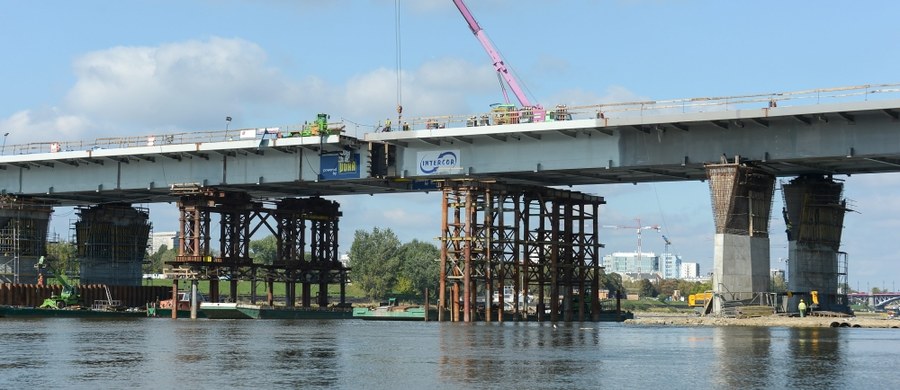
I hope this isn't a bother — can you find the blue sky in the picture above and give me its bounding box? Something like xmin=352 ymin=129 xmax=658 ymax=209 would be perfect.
xmin=2 ymin=0 xmax=899 ymax=292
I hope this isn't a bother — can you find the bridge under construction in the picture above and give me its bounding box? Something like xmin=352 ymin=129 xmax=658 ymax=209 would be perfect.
xmin=1 ymin=84 xmax=898 ymax=319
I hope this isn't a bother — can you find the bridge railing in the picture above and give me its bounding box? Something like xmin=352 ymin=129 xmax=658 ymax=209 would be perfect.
xmin=4 ymin=83 xmax=900 ymax=156
xmin=382 ymin=83 xmax=900 ymax=132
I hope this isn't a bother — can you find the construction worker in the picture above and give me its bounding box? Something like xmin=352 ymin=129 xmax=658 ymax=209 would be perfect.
xmin=384 ymin=118 xmax=391 ymax=132
xmin=798 ymin=299 xmax=807 ymax=318
xmin=402 ymin=122 xmax=410 ymax=131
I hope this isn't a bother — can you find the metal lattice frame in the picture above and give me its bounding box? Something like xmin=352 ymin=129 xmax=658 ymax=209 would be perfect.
xmin=438 ymin=180 xmax=604 ymax=323
xmin=170 ymin=188 xmax=348 ymax=308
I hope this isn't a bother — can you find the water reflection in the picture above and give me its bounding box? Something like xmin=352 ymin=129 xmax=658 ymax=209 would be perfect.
xmin=0 ymin=318 xmax=893 ymax=389
xmin=270 ymin=322 xmax=340 ymax=388
xmin=786 ymin=328 xmax=844 ymax=389
xmin=438 ymin=322 xmax=603 ymax=387
xmin=713 ymin=327 xmax=773 ymax=389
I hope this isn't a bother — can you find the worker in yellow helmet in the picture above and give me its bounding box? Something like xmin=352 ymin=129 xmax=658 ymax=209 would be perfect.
xmin=798 ymin=299 xmax=807 ymax=318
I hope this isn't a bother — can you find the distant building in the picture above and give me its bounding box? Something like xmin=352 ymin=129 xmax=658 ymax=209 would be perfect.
xmin=660 ymin=253 xmax=683 ymax=279
xmin=680 ymin=262 xmax=700 ymax=279
xmin=148 ymin=231 xmax=177 ymax=254
xmin=603 ymin=252 xmax=660 ymax=276
xmin=771 ymin=268 xmax=785 ymax=280
xmin=602 ymin=251 xmax=686 ymax=280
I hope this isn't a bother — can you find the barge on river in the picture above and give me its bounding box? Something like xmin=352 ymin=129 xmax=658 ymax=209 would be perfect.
xmin=0 ymin=305 xmax=146 ymax=318
xmin=200 ymin=302 xmax=353 ymax=319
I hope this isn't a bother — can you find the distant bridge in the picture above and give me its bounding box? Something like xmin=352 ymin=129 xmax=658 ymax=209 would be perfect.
xmin=848 ymin=293 xmax=900 ymax=309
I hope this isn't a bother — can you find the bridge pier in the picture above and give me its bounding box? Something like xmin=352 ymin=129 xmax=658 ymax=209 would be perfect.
xmin=782 ymin=175 xmax=851 ymax=313
xmin=0 ymin=196 xmax=52 ymax=284
xmin=76 ymin=203 xmax=151 ymax=286
xmin=437 ymin=180 xmax=604 ymax=323
xmin=706 ymin=161 xmax=775 ymax=314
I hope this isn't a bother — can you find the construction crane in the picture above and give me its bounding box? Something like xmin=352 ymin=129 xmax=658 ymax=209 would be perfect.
xmin=662 ymin=235 xmax=672 ymax=255
xmin=452 ymin=0 xmax=546 ymax=123
xmin=602 ymin=219 xmax=661 ymax=274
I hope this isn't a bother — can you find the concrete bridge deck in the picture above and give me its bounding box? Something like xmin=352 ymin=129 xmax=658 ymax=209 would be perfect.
xmin=1 ymin=84 xmax=899 ymax=206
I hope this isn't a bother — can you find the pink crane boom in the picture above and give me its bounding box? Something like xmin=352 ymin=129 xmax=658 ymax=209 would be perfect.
xmin=452 ymin=0 xmax=543 ymax=115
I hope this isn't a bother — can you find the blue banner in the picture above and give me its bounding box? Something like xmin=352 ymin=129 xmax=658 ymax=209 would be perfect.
xmin=320 ymin=153 xmax=360 ymax=180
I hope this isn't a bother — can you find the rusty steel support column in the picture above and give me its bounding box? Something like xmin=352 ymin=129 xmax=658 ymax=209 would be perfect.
xmin=549 ymin=198 xmax=560 ymax=323
xmin=482 ymin=188 xmax=493 ymax=323
xmin=273 ymin=197 xmax=346 ymax=309
xmin=267 ymin=278 xmax=274 ymax=306
xmin=463 ymin=189 xmax=473 ymax=323
xmin=439 ymin=191 xmax=448 ymax=322
xmin=438 ymin=180 xmax=604 ymax=323
xmin=590 ymin=201 xmax=603 ymax=321
xmin=171 ymin=279 xmax=178 ymax=319
xmin=209 ymin=280 xmax=219 ymax=304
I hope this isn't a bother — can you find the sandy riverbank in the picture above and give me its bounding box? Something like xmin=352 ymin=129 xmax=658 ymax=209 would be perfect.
xmin=625 ymin=312 xmax=900 ymax=328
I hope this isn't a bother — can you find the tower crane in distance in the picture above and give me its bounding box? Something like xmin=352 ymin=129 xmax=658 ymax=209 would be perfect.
xmin=662 ymin=235 xmax=672 ymax=255
xmin=602 ymin=219 xmax=661 ymax=274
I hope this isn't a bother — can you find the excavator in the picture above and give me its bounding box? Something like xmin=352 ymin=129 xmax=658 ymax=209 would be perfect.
xmin=36 ymin=256 xmax=81 ymax=309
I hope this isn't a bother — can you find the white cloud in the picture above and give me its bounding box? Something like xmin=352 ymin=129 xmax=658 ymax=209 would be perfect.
xmin=65 ymin=37 xmax=295 ymax=135
xmin=2 ymin=36 xmax=501 ymax=144
xmin=338 ymin=57 xmax=497 ymax=121
xmin=1 ymin=108 xmax=91 ymax=146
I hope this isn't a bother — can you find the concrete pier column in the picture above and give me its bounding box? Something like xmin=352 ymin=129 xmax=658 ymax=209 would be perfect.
xmin=76 ymin=203 xmax=151 ymax=286
xmin=706 ymin=161 xmax=775 ymax=314
xmin=782 ymin=175 xmax=851 ymax=314
xmin=0 ymin=196 xmax=52 ymax=284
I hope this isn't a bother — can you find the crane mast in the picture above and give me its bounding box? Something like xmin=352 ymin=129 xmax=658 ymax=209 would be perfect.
xmin=603 ymin=219 xmax=661 ymax=274
xmin=452 ymin=0 xmax=543 ymax=115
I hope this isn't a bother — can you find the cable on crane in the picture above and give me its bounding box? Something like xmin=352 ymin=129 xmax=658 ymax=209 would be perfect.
xmin=394 ymin=0 xmax=403 ymax=125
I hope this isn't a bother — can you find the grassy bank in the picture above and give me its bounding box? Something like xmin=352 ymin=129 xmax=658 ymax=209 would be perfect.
xmin=620 ymin=298 xmax=696 ymax=314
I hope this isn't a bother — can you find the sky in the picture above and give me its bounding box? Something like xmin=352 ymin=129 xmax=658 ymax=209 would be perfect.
xmin=1 ymin=0 xmax=899 ymax=292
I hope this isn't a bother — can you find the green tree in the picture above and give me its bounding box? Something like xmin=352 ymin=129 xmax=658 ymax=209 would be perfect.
xmin=639 ymin=278 xmax=658 ymax=298
xmin=46 ymin=241 xmax=77 ymax=275
xmin=250 ymin=235 xmax=278 ymax=265
xmin=771 ymin=274 xmax=787 ymax=293
xmin=689 ymin=280 xmax=713 ymax=295
xmin=144 ymin=245 xmax=177 ymax=273
xmin=396 ymin=239 xmax=440 ymax=299
xmin=349 ymin=227 xmax=401 ymax=299
xmin=656 ymin=278 xmax=679 ymax=297
xmin=599 ymin=271 xmax=625 ymax=297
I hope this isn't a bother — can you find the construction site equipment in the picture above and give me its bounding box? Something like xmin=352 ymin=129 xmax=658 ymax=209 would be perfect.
xmin=452 ymin=0 xmax=545 ymax=123
xmin=688 ymin=292 xmax=713 ymax=307
xmin=37 ymin=256 xmax=81 ymax=309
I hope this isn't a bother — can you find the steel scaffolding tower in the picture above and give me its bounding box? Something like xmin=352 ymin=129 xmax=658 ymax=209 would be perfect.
xmin=437 ymin=180 xmax=604 ymax=322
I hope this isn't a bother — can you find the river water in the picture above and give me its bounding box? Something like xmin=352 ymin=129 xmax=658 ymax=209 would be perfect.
xmin=1 ymin=317 xmax=898 ymax=389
